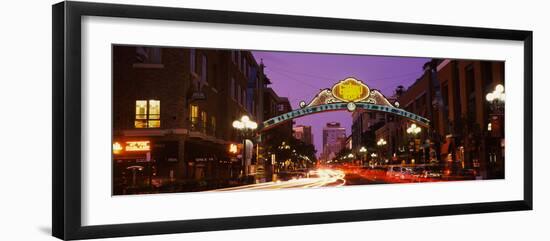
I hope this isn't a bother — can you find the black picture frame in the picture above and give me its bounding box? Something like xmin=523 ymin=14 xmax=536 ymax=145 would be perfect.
xmin=52 ymin=1 xmax=533 ymax=240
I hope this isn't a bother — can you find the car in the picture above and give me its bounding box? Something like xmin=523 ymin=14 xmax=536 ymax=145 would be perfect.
xmin=423 ymin=166 xmax=443 ymax=179
xmin=386 ymin=166 xmax=403 ymax=178
xmin=399 ymin=167 xmax=415 ymax=180
xmin=386 ymin=166 xmax=414 ymax=181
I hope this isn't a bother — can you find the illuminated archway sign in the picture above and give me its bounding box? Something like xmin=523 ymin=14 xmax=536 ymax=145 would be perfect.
xmin=261 ymin=77 xmax=430 ymax=131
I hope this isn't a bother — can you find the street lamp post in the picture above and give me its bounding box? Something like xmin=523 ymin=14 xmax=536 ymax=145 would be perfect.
xmin=359 ymin=146 xmax=367 ymax=167
xmin=347 ymin=153 xmax=354 ymax=165
xmin=376 ymin=138 xmax=387 ymax=164
xmin=485 ymin=84 xmax=505 ymax=178
xmin=370 ymin=153 xmax=377 ymax=166
xmin=406 ymin=124 xmax=421 ymax=164
xmin=486 ymin=84 xmax=505 ymax=110
xmin=232 ymin=115 xmax=258 ymax=181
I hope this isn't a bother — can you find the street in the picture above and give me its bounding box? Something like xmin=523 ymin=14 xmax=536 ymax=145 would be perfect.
xmin=110 ymin=46 xmax=505 ymax=196
xmin=213 ymin=169 xmax=347 ymax=191
xmin=212 ymin=163 xmax=484 ymax=192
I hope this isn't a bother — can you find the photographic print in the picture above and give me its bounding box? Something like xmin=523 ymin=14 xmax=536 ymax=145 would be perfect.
xmin=112 ymin=45 xmax=505 ymax=195
xmin=53 ymin=3 xmax=532 ymax=239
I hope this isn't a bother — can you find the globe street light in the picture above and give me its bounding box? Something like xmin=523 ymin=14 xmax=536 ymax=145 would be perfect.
xmin=347 ymin=153 xmax=354 ymax=160
xmin=232 ymin=115 xmax=258 ymax=180
xmin=486 ymin=84 xmax=505 ymax=103
xmin=486 ymin=83 xmax=505 ymax=125
xmin=359 ymin=146 xmax=367 ymax=166
xmin=377 ymin=138 xmax=387 ymax=164
xmin=406 ymin=123 xmax=421 ymax=164
xmin=370 ymin=153 xmax=378 ymax=166
xmin=232 ymin=115 xmax=258 ymax=131
xmin=485 ymin=84 xmax=505 ymax=178
xmin=406 ymin=123 xmax=421 ymax=135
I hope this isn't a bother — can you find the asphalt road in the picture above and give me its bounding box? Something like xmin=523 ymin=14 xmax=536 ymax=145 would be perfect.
xmin=213 ymin=169 xmax=347 ymax=191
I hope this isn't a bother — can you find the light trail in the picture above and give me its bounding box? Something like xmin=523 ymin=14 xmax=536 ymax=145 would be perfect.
xmin=212 ymin=169 xmax=346 ymax=191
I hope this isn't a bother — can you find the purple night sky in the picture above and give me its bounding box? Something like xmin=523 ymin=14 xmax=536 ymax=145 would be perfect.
xmin=252 ymin=51 xmax=430 ymax=156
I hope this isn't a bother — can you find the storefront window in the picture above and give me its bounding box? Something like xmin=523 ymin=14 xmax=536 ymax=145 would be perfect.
xmin=135 ymin=100 xmax=160 ymax=128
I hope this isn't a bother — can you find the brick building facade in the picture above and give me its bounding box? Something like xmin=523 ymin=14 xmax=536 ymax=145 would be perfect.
xmin=112 ymin=46 xmax=270 ymax=194
xmin=351 ymin=59 xmax=504 ymax=179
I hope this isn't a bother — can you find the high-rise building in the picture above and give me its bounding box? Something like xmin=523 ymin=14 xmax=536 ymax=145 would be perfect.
xmin=322 ymin=122 xmax=347 ymax=161
xmin=293 ymin=125 xmax=313 ymax=145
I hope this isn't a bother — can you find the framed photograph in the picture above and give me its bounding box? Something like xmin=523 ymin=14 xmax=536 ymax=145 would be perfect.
xmin=52 ymin=1 xmax=533 ymax=240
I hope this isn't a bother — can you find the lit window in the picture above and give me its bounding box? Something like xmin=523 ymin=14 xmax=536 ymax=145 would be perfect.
xmin=201 ymin=54 xmax=207 ymax=83
xmin=135 ymin=100 xmax=160 ymax=128
xmin=135 ymin=100 xmax=147 ymax=128
xmin=190 ymin=105 xmax=199 ymax=126
xmin=148 ymin=100 xmax=160 ymax=128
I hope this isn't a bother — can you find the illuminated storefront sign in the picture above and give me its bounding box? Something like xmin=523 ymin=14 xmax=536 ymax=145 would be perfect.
xmin=125 ymin=141 xmax=151 ymax=152
xmin=229 ymin=143 xmax=238 ymax=154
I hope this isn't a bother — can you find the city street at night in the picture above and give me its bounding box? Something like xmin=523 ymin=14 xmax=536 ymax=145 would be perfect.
xmin=214 ymin=169 xmax=346 ymax=191
xmin=112 ymin=46 xmax=505 ymax=195
xmin=208 ymin=163 xmax=478 ymax=192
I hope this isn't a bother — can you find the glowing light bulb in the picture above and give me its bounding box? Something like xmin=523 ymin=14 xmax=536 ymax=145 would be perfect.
xmin=486 ymin=93 xmax=494 ymax=102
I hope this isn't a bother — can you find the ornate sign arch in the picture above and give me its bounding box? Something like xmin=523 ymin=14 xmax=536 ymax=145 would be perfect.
xmin=261 ymin=77 xmax=430 ymax=131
